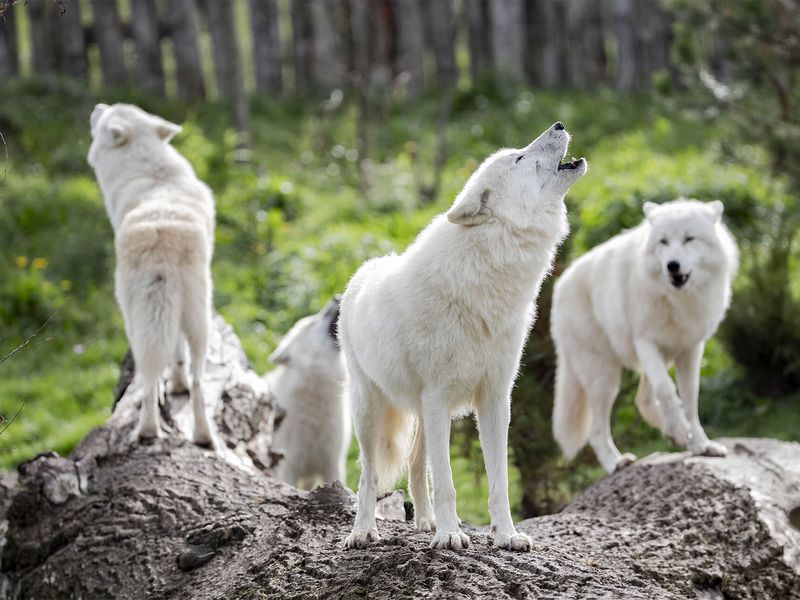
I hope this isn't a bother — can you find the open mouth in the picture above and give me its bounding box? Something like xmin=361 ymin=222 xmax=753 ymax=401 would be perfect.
xmin=558 ymin=157 xmax=584 ymax=171
xmin=670 ymin=273 xmax=690 ymax=288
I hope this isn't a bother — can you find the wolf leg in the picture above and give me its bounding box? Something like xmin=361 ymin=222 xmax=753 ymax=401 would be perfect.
xmin=183 ymin=273 xmax=214 ymax=448
xmin=583 ymin=366 xmax=634 ymax=473
xmin=635 ymin=338 xmax=692 ymax=449
xmin=168 ymin=337 xmax=189 ymax=395
xmin=408 ymin=418 xmax=434 ymax=532
xmin=675 ymin=343 xmax=727 ymax=457
xmin=422 ymin=388 xmax=469 ymax=550
xmin=475 ymin=377 xmax=531 ymax=551
xmin=344 ymin=375 xmax=382 ymax=548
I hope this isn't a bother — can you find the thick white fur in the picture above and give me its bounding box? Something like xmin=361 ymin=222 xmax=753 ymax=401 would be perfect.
xmin=88 ymin=103 xmax=215 ymax=446
xmin=340 ymin=123 xmax=587 ymax=551
xmin=266 ymin=299 xmax=350 ymax=489
xmin=552 ymin=199 xmax=739 ymax=473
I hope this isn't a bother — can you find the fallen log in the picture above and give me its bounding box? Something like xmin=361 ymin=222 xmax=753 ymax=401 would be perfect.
xmin=1 ymin=316 xmax=798 ymax=599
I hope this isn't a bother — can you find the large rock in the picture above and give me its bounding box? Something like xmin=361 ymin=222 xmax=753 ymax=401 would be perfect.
xmin=1 ymin=317 xmax=798 ymax=598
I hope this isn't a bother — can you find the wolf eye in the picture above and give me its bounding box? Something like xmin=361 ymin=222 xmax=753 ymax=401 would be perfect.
xmin=684 ymin=236 xmax=695 ymax=243
xmin=515 ymin=155 xmax=524 ymax=163
xmin=659 ymin=238 xmax=668 ymax=245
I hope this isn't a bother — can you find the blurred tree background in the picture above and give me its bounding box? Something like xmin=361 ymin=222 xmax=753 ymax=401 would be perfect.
xmin=0 ymin=0 xmax=797 ymax=524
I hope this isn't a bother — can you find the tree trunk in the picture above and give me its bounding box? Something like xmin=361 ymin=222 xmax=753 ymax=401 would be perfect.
xmin=464 ymin=0 xmax=491 ymax=83
xmin=0 ymin=4 xmax=18 ymax=80
xmin=202 ymin=0 xmax=250 ymax=139
xmin=167 ymin=0 xmax=205 ymax=101
xmin=91 ymin=0 xmax=128 ymax=87
xmin=489 ymin=0 xmax=525 ymax=82
xmin=57 ymin=0 xmax=88 ymax=78
xmin=526 ymin=0 xmax=567 ymax=86
xmin=309 ymin=0 xmax=341 ymax=91
xmin=565 ymin=0 xmax=606 ymax=87
xmin=610 ymin=0 xmax=637 ymax=90
xmin=635 ymin=0 xmax=672 ymax=85
xmin=394 ymin=0 xmax=425 ymax=95
xmin=26 ymin=0 xmax=58 ymax=75
xmin=131 ymin=0 xmax=165 ymax=96
xmin=423 ymin=0 xmax=457 ymax=89
xmin=290 ymin=0 xmax=312 ymax=93
xmin=250 ymin=0 xmax=283 ymax=94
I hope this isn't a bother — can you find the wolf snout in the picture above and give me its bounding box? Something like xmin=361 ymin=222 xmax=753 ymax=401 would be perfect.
xmin=667 ymin=260 xmax=680 ymax=273
xmin=553 ymin=121 xmax=565 ymax=131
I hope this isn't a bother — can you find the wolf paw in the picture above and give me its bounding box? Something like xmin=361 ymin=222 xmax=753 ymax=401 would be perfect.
xmin=693 ymin=440 xmax=727 ymax=457
xmin=131 ymin=423 xmax=161 ymax=443
xmin=344 ymin=528 xmax=379 ymax=548
xmin=430 ymin=530 xmax=470 ymax=550
xmin=415 ymin=516 xmax=435 ymax=532
xmin=614 ymin=453 xmax=637 ymax=472
xmin=493 ymin=531 xmax=532 ymax=552
xmin=194 ymin=430 xmax=215 ymax=449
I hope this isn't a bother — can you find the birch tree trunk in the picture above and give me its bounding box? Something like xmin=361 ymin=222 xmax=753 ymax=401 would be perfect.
xmin=167 ymin=0 xmax=205 ymax=101
xmin=424 ymin=0 xmax=457 ymax=89
xmin=526 ymin=0 xmax=567 ymax=86
xmin=91 ymin=0 xmax=128 ymax=86
xmin=250 ymin=0 xmax=283 ymax=94
xmin=131 ymin=0 xmax=165 ymax=96
xmin=464 ymin=0 xmax=491 ymax=83
xmin=489 ymin=0 xmax=525 ymax=82
xmin=57 ymin=0 xmax=88 ymax=79
xmin=610 ymin=0 xmax=636 ymax=90
xmin=203 ymin=0 xmax=250 ymax=138
xmin=0 ymin=5 xmax=18 ymax=80
xmin=394 ymin=0 xmax=425 ymax=95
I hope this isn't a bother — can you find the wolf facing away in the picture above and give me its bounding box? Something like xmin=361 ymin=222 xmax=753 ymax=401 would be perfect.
xmin=339 ymin=122 xmax=587 ymax=551
xmin=266 ymin=298 xmax=349 ymax=489
xmin=552 ymin=199 xmax=739 ymax=473
xmin=88 ymin=103 xmax=216 ymax=446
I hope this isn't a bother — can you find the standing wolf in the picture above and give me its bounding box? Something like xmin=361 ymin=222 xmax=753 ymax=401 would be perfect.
xmin=339 ymin=122 xmax=587 ymax=551
xmin=266 ymin=298 xmax=349 ymax=489
xmin=88 ymin=103 xmax=215 ymax=446
xmin=552 ymin=199 xmax=739 ymax=473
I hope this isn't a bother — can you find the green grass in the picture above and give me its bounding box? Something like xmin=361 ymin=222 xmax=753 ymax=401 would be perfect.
xmin=1 ymin=77 xmax=798 ymax=524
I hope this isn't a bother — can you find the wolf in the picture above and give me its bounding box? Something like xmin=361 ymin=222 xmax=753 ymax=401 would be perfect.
xmin=88 ymin=103 xmax=215 ymax=446
xmin=339 ymin=122 xmax=587 ymax=551
xmin=266 ymin=298 xmax=350 ymax=489
xmin=552 ymin=199 xmax=739 ymax=473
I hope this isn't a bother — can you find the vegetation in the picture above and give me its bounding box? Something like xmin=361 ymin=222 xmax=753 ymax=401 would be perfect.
xmin=1 ymin=72 xmax=798 ymax=524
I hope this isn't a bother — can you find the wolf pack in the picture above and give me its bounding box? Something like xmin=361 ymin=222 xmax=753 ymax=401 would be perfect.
xmin=88 ymin=103 xmax=739 ymax=553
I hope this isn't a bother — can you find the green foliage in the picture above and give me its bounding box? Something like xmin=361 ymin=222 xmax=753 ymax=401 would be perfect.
xmin=0 ymin=78 xmax=798 ymax=524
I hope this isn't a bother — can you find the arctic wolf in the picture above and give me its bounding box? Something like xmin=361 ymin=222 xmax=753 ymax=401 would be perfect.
xmin=88 ymin=103 xmax=215 ymax=446
xmin=552 ymin=199 xmax=739 ymax=473
xmin=340 ymin=122 xmax=587 ymax=551
xmin=266 ymin=298 xmax=349 ymax=489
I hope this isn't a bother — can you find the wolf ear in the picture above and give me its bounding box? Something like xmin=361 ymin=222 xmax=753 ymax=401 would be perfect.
xmin=447 ymin=188 xmax=492 ymax=226
xmin=269 ymin=342 xmax=291 ymax=365
xmin=708 ymin=200 xmax=724 ymax=222
xmin=153 ymin=117 xmax=182 ymax=143
xmin=107 ymin=118 xmax=129 ymax=147
xmin=643 ymin=201 xmax=660 ymax=221
xmin=90 ymin=103 xmax=109 ymax=130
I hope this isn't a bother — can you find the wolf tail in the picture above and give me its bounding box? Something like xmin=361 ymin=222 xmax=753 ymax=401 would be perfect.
xmin=552 ymin=359 xmax=591 ymax=461
xmin=376 ymin=405 xmax=415 ymax=491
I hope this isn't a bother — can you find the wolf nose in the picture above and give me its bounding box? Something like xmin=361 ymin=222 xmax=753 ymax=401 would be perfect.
xmin=667 ymin=261 xmax=680 ymax=273
xmin=554 ymin=122 xmax=565 ymax=131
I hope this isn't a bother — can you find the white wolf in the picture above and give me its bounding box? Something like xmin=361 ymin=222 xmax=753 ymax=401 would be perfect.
xmin=266 ymin=298 xmax=350 ymax=489
xmin=88 ymin=103 xmax=215 ymax=446
xmin=552 ymin=199 xmax=739 ymax=473
xmin=339 ymin=122 xmax=587 ymax=551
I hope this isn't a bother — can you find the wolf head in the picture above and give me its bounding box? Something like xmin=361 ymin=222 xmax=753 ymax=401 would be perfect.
xmin=270 ymin=297 xmax=341 ymax=370
xmin=446 ymin=122 xmax=587 ymax=227
xmin=87 ymin=103 xmax=183 ymax=172
xmin=642 ymin=199 xmax=737 ymax=290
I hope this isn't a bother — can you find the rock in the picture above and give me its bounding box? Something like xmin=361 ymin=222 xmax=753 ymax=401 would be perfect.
xmin=0 ymin=315 xmax=798 ymax=598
